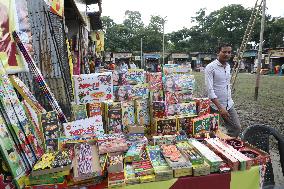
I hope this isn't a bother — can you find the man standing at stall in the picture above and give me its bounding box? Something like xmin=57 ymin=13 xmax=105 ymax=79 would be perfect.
xmin=204 ymin=43 xmax=241 ymax=137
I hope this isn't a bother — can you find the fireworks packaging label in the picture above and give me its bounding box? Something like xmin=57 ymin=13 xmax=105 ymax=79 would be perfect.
xmin=71 ymin=103 xmax=87 ymax=121
xmin=40 ymin=111 xmax=60 ymax=152
xmin=63 ymin=116 xmax=104 ymax=137
xmin=126 ymin=69 xmax=146 ymax=85
xmin=147 ymin=72 xmax=163 ymax=90
xmin=73 ymin=72 xmax=113 ymax=104
xmin=121 ymin=101 xmax=135 ymax=126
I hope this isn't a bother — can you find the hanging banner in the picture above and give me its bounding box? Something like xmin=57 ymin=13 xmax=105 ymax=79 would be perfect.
xmin=44 ymin=0 xmax=64 ymax=17
xmin=50 ymin=0 xmax=64 ymax=17
xmin=91 ymin=31 xmax=104 ymax=53
xmin=0 ymin=0 xmax=32 ymax=74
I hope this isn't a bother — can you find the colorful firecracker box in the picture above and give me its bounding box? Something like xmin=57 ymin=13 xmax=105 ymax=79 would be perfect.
xmin=165 ymin=91 xmax=193 ymax=105
xmin=163 ymin=64 xmax=191 ymax=75
xmin=139 ymin=174 xmax=156 ymax=183
xmin=173 ymin=166 xmax=193 ymax=178
xmin=131 ymin=84 xmax=149 ymax=100
xmin=40 ymin=111 xmax=61 ymax=153
xmin=73 ymin=143 xmax=102 ymax=182
xmin=97 ymin=134 xmax=128 ymax=155
xmin=125 ymin=163 xmax=140 ymax=185
xmin=125 ymin=143 xmax=146 ymax=163
xmin=132 ymin=159 xmax=154 ymax=177
xmin=0 ymin=67 xmax=40 ymax=165
xmin=192 ymin=161 xmax=211 ymax=177
xmin=176 ymin=115 xmax=196 ymax=134
xmin=205 ymin=138 xmax=253 ymax=171
xmin=126 ymin=69 xmax=146 ymax=85
xmin=112 ymin=70 xmax=128 ymax=86
xmin=114 ymin=84 xmax=149 ymax=101
xmin=104 ymin=100 xmax=122 ymax=111
xmin=73 ymin=72 xmax=113 ymax=104
xmin=238 ymin=144 xmax=270 ymax=167
xmin=151 ymin=101 xmax=167 ymax=119
xmin=121 ymin=101 xmax=135 ymax=126
xmin=189 ymin=114 xmax=220 ymax=137
xmin=108 ymin=171 xmax=125 ymax=188
xmin=164 ymin=74 xmax=195 ymax=92
xmin=147 ymin=72 xmax=163 ymax=90
xmin=9 ymin=75 xmax=46 ymax=114
xmin=87 ymin=102 xmax=102 ymax=117
xmin=107 ymin=109 xmax=123 ymax=134
xmin=124 ymin=125 xmax=145 ymax=135
xmin=31 ymin=151 xmax=72 ymax=177
xmin=63 ymin=116 xmax=104 ymax=137
xmin=150 ymin=90 xmax=164 ymax=102
xmin=135 ymin=99 xmax=150 ymax=125
xmin=25 ymin=172 xmax=66 ymax=186
xmin=0 ymin=113 xmax=26 ymax=186
xmin=189 ymin=139 xmax=223 ymax=173
xmin=108 ymin=154 xmax=124 ymax=173
xmin=153 ymin=135 xmax=177 ymax=146
xmin=166 ymin=102 xmax=197 ymax=116
xmin=71 ymin=103 xmax=87 ymax=121
xmin=204 ymin=138 xmax=240 ymax=171
xmin=126 ymin=134 xmax=148 ymax=147
xmin=176 ymin=141 xmax=204 ymax=165
xmin=146 ymin=145 xmax=173 ymax=181
xmin=160 ymin=144 xmax=191 ymax=169
xmin=154 ymin=116 xmax=178 ymax=135
xmin=194 ymin=98 xmax=211 ymax=116
xmin=113 ymin=85 xmax=132 ymax=101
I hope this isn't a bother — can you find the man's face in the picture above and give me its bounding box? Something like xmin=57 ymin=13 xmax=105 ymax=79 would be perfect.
xmin=218 ymin=46 xmax=232 ymax=63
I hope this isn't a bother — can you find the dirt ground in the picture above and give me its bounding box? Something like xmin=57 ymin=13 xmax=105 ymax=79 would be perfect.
xmin=193 ymin=71 xmax=284 ymax=185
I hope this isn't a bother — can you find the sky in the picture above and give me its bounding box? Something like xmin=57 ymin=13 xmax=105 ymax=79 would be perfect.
xmin=99 ymin=0 xmax=284 ymax=33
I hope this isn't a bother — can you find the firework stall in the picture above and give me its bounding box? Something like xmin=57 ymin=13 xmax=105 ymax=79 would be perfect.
xmin=0 ymin=0 xmax=270 ymax=189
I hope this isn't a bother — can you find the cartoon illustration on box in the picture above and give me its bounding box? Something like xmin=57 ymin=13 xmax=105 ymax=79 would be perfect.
xmin=73 ymin=73 xmax=113 ymax=104
xmin=40 ymin=111 xmax=60 ymax=152
xmin=156 ymin=118 xmax=177 ymax=135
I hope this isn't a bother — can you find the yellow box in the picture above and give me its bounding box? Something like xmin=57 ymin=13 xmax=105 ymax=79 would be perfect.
xmin=173 ymin=167 xmax=192 ymax=178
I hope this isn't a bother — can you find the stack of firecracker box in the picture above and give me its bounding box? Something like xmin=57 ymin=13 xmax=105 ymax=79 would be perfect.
xmin=0 ymin=64 xmax=271 ymax=188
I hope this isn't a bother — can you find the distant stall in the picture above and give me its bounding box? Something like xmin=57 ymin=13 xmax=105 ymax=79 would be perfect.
xmin=144 ymin=53 xmax=161 ymax=72
xmin=169 ymin=53 xmax=189 ymax=65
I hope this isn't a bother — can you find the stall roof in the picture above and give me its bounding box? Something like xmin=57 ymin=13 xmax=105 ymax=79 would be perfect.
xmin=243 ymin=50 xmax=258 ymax=58
xmin=144 ymin=54 xmax=160 ymax=59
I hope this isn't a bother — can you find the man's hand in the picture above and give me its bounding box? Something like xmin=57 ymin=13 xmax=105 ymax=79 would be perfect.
xmin=218 ymin=107 xmax=230 ymax=120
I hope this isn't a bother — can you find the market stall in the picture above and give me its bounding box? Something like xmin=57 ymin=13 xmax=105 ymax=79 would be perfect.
xmin=0 ymin=2 xmax=270 ymax=188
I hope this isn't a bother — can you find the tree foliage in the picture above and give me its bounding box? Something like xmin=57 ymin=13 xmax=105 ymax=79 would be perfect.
xmin=101 ymin=5 xmax=284 ymax=53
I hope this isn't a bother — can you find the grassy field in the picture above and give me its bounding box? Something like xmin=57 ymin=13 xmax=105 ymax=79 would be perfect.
xmin=194 ymin=71 xmax=284 ymax=185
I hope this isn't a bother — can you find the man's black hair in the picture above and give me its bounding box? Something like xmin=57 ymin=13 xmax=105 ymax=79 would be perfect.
xmin=217 ymin=43 xmax=232 ymax=53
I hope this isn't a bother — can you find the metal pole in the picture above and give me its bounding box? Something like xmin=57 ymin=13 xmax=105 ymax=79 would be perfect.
xmin=254 ymin=0 xmax=265 ymax=100
xmin=141 ymin=38 xmax=143 ymax=69
xmin=162 ymin=16 xmax=167 ymax=65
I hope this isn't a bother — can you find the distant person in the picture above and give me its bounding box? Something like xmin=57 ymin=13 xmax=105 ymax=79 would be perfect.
xmin=89 ymin=58 xmax=95 ymax=73
xmin=129 ymin=62 xmax=137 ymax=69
xmin=282 ymin=64 xmax=284 ymax=75
xmin=109 ymin=63 xmax=115 ymax=70
xmin=205 ymin=43 xmax=241 ymax=138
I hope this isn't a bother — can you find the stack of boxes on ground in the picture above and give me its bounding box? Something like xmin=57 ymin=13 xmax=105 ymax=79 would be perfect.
xmin=0 ymin=59 xmax=271 ymax=188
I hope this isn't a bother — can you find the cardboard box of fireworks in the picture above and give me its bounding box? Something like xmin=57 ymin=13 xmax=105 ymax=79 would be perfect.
xmin=25 ymin=151 xmax=72 ymax=187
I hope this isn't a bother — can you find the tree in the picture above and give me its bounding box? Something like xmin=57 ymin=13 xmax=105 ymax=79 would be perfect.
xmin=142 ymin=15 xmax=166 ymax=52
xmin=123 ymin=10 xmax=144 ymax=51
xmin=265 ymin=17 xmax=284 ymax=48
